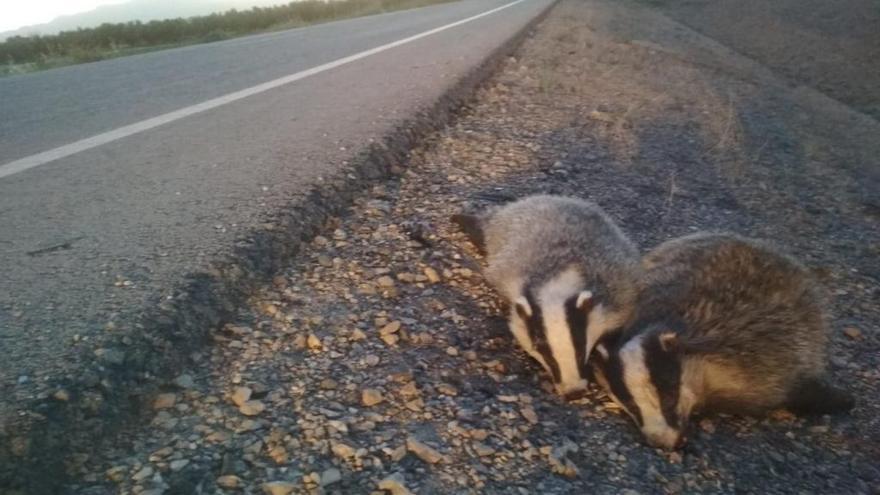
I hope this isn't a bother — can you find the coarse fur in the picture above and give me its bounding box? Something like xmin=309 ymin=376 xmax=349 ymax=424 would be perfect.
xmin=452 ymin=195 xmax=642 ymax=399
xmin=591 ymin=232 xmax=854 ymax=449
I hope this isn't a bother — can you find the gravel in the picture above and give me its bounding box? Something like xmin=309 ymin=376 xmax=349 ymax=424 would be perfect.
xmin=65 ymin=0 xmax=879 ymax=493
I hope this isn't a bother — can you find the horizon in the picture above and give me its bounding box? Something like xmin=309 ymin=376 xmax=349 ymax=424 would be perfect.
xmin=1 ymin=0 xmax=291 ymax=36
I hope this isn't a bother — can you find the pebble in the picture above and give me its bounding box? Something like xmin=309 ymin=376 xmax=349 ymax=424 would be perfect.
xmin=153 ymin=393 xmax=177 ymax=410
xmin=364 ymin=354 xmax=381 ymax=366
xmin=217 ymin=475 xmax=242 ymax=488
xmin=843 ymin=327 xmax=863 ymax=340
xmin=332 ymin=442 xmax=357 ymax=459
xmin=321 ymin=468 xmax=342 ymax=486
xmin=377 ymin=276 xmax=395 ymax=288
xmin=173 ymin=374 xmax=195 ymax=389
xmin=378 ymin=473 xmax=414 ymax=495
xmin=53 ymin=389 xmax=71 ymax=401
xmin=380 ymin=321 xmax=402 ymax=336
xmin=132 ymin=466 xmax=154 ymax=482
xmin=446 ymin=346 xmax=459 ymax=356
xmin=307 ymin=334 xmax=323 ymax=350
xmin=169 ymin=459 xmax=189 ymax=471
xmin=350 ymin=328 xmax=367 ymax=341
xmin=423 ymin=267 xmax=441 ymax=283
xmin=231 ymin=387 xmax=252 ymax=407
xmin=474 ymin=442 xmax=496 ymax=457
xmin=406 ymin=437 xmax=445 ymax=464
xmin=239 ymin=400 xmax=266 ymax=416
xmin=521 ymin=406 xmax=539 ymax=425
xmin=320 ymin=378 xmax=339 ymax=390
xmin=437 ymin=383 xmax=458 ymax=396
xmin=262 ymin=481 xmax=296 ymax=495
xmin=362 ymin=388 xmax=385 ymax=406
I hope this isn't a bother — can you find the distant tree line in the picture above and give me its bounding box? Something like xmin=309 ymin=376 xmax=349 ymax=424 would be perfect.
xmin=1 ymin=0 xmax=442 ymax=66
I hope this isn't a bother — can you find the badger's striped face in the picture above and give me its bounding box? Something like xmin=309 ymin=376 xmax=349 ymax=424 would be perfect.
xmin=508 ymin=269 xmax=596 ymax=401
xmin=590 ymin=325 xmax=694 ymax=449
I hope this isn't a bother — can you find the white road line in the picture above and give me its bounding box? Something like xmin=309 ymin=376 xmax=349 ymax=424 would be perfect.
xmin=0 ymin=0 xmax=528 ymax=180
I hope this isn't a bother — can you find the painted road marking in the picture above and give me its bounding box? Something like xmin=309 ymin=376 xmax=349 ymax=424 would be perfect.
xmin=0 ymin=0 xmax=527 ymax=180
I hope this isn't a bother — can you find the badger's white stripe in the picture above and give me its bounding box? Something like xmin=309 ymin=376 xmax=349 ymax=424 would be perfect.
xmin=537 ymin=267 xmax=586 ymax=395
xmin=620 ymin=334 xmax=680 ymax=449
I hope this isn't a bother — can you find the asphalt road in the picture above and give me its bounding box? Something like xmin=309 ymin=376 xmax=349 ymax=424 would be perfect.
xmin=0 ymin=0 xmax=552 ymax=423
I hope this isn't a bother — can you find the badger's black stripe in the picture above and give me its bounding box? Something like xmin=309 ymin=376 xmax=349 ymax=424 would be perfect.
xmin=522 ymin=291 xmax=562 ymax=384
xmin=604 ymin=352 xmax=643 ymax=427
xmin=564 ymin=296 xmax=588 ymax=380
xmin=643 ymin=334 xmax=682 ymax=428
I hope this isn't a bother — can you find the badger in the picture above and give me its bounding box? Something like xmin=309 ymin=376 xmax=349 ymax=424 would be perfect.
xmin=590 ymin=232 xmax=855 ymax=449
xmin=451 ymin=195 xmax=641 ymax=400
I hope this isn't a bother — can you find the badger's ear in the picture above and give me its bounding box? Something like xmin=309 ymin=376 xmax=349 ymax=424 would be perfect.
xmin=514 ymin=296 xmax=533 ymax=320
xmin=658 ymin=331 xmax=679 ymax=352
xmin=450 ymin=213 xmax=486 ymax=255
xmin=576 ymin=290 xmax=594 ymax=311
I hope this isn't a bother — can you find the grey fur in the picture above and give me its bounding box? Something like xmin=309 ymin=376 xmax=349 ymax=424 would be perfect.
xmin=453 ymin=195 xmax=642 ymax=397
xmin=594 ymin=232 xmax=853 ymax=448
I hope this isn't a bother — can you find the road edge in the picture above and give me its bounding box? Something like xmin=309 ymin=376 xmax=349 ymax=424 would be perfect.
xmin=0 ymin=1 xmax=558 ymax=492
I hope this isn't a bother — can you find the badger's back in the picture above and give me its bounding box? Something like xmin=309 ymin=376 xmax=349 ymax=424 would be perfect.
xmin=482 ymin=195 xmax=640 ymax=308
xmin=637 ymin=233 xmax=828 ymax=411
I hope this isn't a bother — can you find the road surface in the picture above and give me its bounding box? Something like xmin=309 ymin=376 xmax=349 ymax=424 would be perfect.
xmin=0 ymin=0 xmax=551 ymax=427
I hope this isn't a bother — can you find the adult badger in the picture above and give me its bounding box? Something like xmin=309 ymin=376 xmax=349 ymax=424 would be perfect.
xmin=452 ymin=195 xmax=641 ymax=400
xmin=590 ymin=232 xmax=855 ymax=449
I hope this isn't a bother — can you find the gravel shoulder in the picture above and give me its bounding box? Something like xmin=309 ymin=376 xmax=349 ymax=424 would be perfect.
xmin=67 ymin=0 xmax=880 ymax=493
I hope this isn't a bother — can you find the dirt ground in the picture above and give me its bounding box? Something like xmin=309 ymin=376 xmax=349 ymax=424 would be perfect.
xmin=643 ymin=0 xmax=880 ymax=121
xmin=65 ymin=0 xmax=879 ymax=493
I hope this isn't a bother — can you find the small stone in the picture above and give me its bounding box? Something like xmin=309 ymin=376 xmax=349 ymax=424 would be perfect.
xmin=307 ymin=334 xmax=323 ymax=350
xmin=132 ymin=466 xmax=154 ymax=481
xmin=473 ymin=442 xmax=495 ymax=457
xmin=317 ymin=255 xmax=333 ymax=267
xmin=521 ymin=406 xmax=539 ymax=425
xmin=809 ymin=425 xmax=829 ymax=434
xmin=399 ymin=381 xmax=419 ymax=398
xmin=437 ymin=383 xmax=458 ymax=396
xmin=381 ymin=333 xmax=400 ymax=346
xmin=262 ymin=481 xmax=296 ymax=495
xmin=217 ymin=475 xmax=242 ymax=488
xmin=153 ymin=393 xmax=177 ymax=410
xmin=389 ymin=444 xmax=407 ymax=462
xmin=320 ymin=378 xmax=339 ymax=390
xmin=364 ymin=354 xmax=381 ymax=366
xmin=53 ymin=389 xmax=71 ymax=401
xmin=843 ymin=327 xmax=862 ymax=340
xmin=231 ymin=387 xmax=252 ymax=407
xmin=94 ymin=348 xmax=126 ymax=366
xmin=380 ymin=321 xmax=402 ymax=336
xmin=378 ymin=473 xmax=414 ymax=495
xmin=405 ymin=398 xmax=425 ymax=411
xmin=446 ymin=346 xmax=459 ymax=356
xmin=362 ymin=388 xmax=384 ymax=407
xmin=406 ymin=437 xmax=444 ymax=464
xmin=350 ymin=329 xmax=367 ymax=341
xmin=423 ymin=267 xmax=441 ymax=283
xmin=699 ymin=419 xmax=716 ymax=434
xmin=106 ymin=466 xmax=127 ymax=482
xmin=174 ymin=374 xmax=195 ymax=389
xmin=321 ymin=468 xmax=342 ymax=486
xmin=239 ymin=401 xmax=266 ymax=416
xmin=169 ymin=459 xmax=189 ymax=471
xmin=377 ymin=276 xmax=395 ymax=288
xmin=332 ymin=442 xmax=357 ymax=460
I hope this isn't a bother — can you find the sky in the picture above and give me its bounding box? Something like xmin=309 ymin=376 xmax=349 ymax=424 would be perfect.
xmin=0 ymin=0 xmax=128 ymax=33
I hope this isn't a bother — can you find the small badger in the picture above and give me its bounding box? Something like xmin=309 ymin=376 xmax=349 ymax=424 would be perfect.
xmin=452 ymin=195 xmax=641 ymax=400
xmin=590 ymin=232 xmax=855 ymax=449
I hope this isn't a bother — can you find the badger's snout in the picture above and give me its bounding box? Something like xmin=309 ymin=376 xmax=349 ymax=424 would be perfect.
xmin=555 ymin=379 xmax=589 ymax=401
xmin=643 ymin=429 xmax=687 ymax=450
